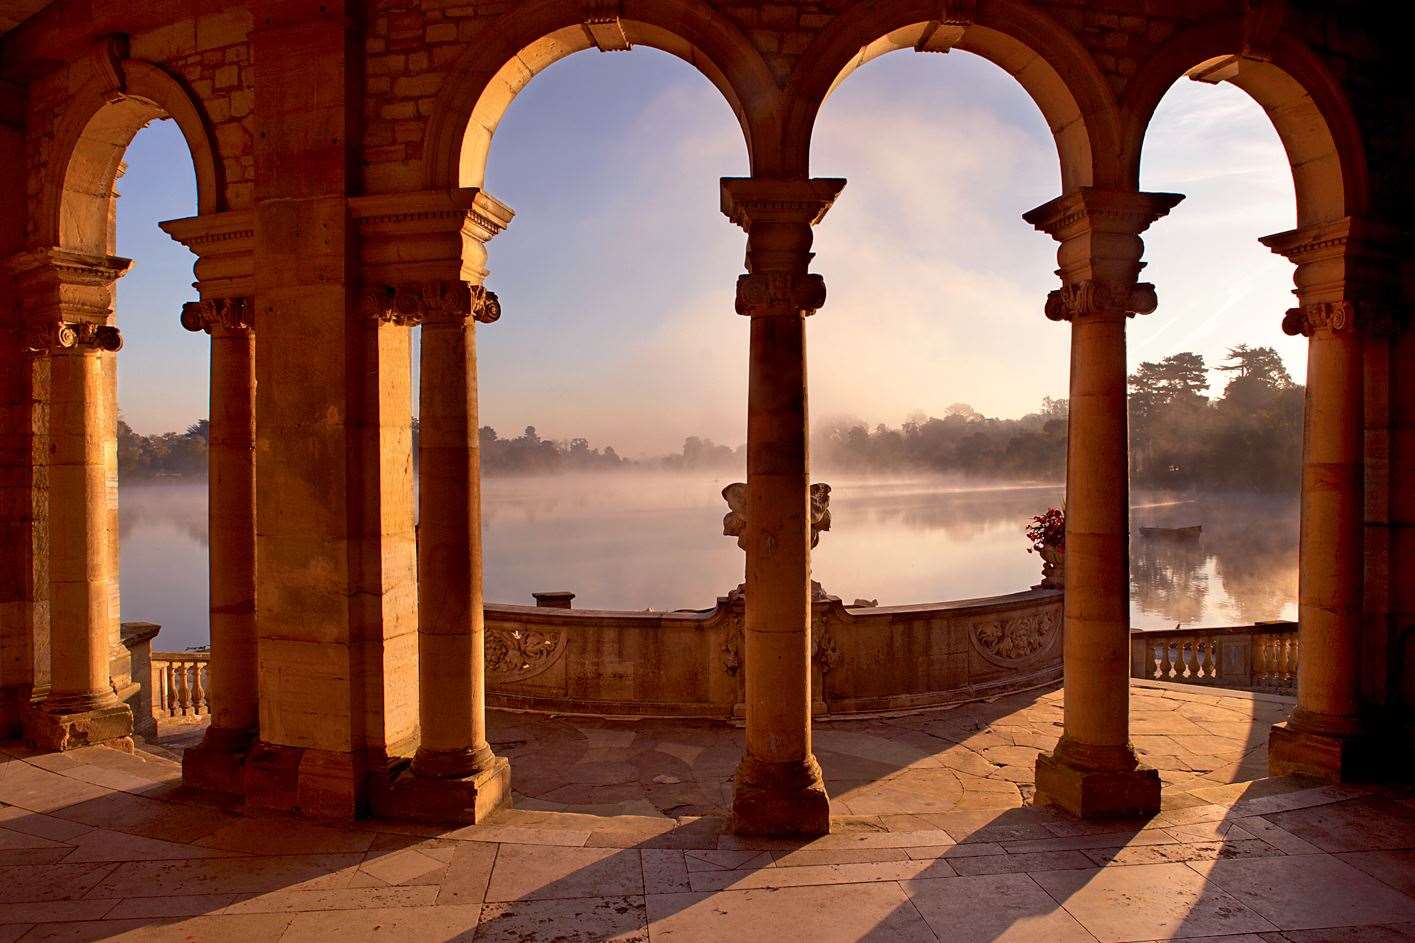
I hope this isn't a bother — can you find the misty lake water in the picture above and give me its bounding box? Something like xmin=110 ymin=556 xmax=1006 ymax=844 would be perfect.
xmin=118 ymin=476 xmax=1300 ymax=652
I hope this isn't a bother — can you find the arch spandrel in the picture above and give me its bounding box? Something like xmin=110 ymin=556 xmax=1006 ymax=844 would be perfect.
xmin=42 ymin=58 xmax=220 ymax=254
xmin=1121 ymin=20 xmax=1368 ymax=228
xmin=424 ymin=0 xmax=778 ymax=191
xmin=779 ymin=0 xmax=1123 ymax=190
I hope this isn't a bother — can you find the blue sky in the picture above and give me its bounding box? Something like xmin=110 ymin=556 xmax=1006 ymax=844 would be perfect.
xmin=115 ymin=47 xmax=1299 ymax=455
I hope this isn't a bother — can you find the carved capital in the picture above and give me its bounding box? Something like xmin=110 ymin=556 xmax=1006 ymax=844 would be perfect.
xmin=735 ymin=271 xmax=827 ymax=317
xmin=1044 ymin=280 xmax=1158 ymax=322
xmin=364 ymin=281 xmax=500 ymax=326
xmin=179 ymin=297 xmax=253 ymax=334
xmin=26 ymin=321 xmax=123 ymax=353
xmin=721 ymin=178 xmax=847 ymax=232
xmin=1281 ymin=299 xmax=1400 ymax=339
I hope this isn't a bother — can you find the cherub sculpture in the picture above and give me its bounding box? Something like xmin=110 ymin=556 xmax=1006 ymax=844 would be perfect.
xmin=721 ymin=482 xmax=832 ymax=549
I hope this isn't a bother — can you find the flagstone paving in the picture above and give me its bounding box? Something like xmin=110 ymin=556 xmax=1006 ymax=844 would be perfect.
xmin=2 ymin=681 xmax=1413 ymax=941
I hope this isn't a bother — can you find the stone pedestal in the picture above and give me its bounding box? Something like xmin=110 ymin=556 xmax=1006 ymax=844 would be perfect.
xmin=1034 ymin=742 xmax=1160 ymax=819
xmin=1268 ymin=720 xmax=1376 ymax=780
xmin=370 ymin=755 xmax=511 ymax=825
xmin=730 ymin=754 xmax=830 ymax=837
xmin=25 ymin=703 xmax=133 ymax=753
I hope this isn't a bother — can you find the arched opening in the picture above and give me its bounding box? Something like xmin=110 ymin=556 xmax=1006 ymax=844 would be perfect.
xmin=1131 ymin=71 xmax=1303 ymax=634
xmin=441 ymin=46 xmax=750 ymax=613
xmin=31 ymin=63 xmax=215 ymax=743
xmin=805 ymin=47 xmax=1070 ymax=608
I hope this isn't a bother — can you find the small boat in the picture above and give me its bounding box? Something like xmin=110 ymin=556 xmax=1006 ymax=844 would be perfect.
xmin=1139 ymin=524 xmax=1202 ymax=540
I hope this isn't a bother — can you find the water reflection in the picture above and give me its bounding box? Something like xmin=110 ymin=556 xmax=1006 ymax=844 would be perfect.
xmin=116 ymin=475 xmax=1298 ymax=649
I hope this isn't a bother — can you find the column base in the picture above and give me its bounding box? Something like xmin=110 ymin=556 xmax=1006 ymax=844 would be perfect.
xmin=24 ymin=703 xmax=133 ymax=753
xmin=1034 ymin=750 xmax=1160 ymax=819
xmin=242 ymin=741 xmax=362 ymax=819
xmin=730 ymin=754 xmax=831 ymax=837
xmin=182 ymin=726 xmax=256 ymax=795
xmin=1268 ymin=720 xmax=1379 ymax=781
xmin=369 ymin=755 xmax=511 ymax=825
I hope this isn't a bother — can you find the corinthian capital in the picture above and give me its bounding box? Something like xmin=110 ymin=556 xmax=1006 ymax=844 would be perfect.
xmin=364 ymin=281 xmax=500 ymax=326
xmin=1044 ymin=280 xmax=1159 ymax=322
xmin=180 ymin=297 xmax=254 ymax=334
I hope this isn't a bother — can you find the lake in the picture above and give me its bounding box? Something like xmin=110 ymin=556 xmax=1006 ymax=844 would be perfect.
xmin=117 ymin=476 xmax=1300 ymax=652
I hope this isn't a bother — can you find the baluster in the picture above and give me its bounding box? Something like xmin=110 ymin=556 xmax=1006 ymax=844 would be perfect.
xmin=191 ymin=662 xmax=206 ymax=715
xmin=177 ymin=661 xmax=192 ymax=716
xmin=1284 ymin=636 xmax=1297 ymax=688
xmin=1183 ymin=640 xmax=1196 ymax=679
xmin=1150 ymin=639 xmax=1162 ymax=679
xmin=1158 ymin=637 xmax=1173 ymax=680
xmin=165 ymin=663 xmax=178 ymax=716
xmin=1202 ymin=637 xmax=1217 ymax=681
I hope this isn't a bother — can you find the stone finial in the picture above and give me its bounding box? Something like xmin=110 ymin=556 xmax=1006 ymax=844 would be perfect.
xmin=721 ymin=481 xmax=832 ymax=550
xmin=180 ymin=297 xmax=253 ymax=334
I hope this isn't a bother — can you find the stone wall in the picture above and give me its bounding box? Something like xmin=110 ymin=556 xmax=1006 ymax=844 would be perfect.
xmin=485 ymin=589 xmax=1062 ymax=718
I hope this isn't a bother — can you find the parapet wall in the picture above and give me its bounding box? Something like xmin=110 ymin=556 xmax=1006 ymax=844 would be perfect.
xmin=484 ymin=588 xmax=1063 ymax=719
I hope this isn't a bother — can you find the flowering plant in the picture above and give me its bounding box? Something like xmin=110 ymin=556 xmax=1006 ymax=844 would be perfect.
xmin=1026 ymin=506 xmax=1065 ymax=554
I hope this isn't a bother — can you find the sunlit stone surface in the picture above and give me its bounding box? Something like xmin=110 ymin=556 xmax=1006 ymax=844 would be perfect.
xmin=3 ymin=681 xmax=1413 ymax=940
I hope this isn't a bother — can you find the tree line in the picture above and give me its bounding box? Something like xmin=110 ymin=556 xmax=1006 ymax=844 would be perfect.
xmin=117 ymin=345 xmax=1302 ymax=490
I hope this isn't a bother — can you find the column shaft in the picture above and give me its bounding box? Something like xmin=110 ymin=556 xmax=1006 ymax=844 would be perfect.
xmin=206 ymin=325 xmax=258 ymax=735
xmin=413 ymin=313 xmax=493 ymax=776
xmin=744 ymin=314 xmax=812 ymax=765
xmin=45 ymin=346 xmax=118 ymax=713
xmin=1060 ymin=314 xmax=1132 ymax=752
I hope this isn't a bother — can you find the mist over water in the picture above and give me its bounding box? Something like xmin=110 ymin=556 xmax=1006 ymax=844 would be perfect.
xmin=118 ymin=475 xmax=1298 ymax=652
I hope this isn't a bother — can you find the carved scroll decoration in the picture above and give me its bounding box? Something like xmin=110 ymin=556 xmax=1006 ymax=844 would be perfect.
xmin=1044 ymin=280 xmax=1158 ymax=322
xmin=969 ymin=606 xmax=1062 ymax=667
xmin=364 ymin=281 xmax=501 ymax=326
xmin=180 ymin=297 xmax=253 ymax=334
xmin=26 ymin=321 xmax=123 ymax=353
xmin=1281 ymin=300 xmax=1399 ymax=338
xmin=485 ymin=625 xmax=568 ymax=683
xmin=721 ymin=481 xmax=832 ymax=550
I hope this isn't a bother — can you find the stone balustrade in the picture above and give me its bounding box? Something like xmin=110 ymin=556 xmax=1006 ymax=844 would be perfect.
xmin=484 ymin=588 xmax=1064 ymax=718
xmin=150 ymin=650 xmax=212 ymax=719
xmin=1130 ymin=622 xmax=1298 ymax=694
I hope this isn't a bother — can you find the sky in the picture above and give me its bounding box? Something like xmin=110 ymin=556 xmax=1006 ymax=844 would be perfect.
xmin=114 ymin=47 xmax=1300 ymax=456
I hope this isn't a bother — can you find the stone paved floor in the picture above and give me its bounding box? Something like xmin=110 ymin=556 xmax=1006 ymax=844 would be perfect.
xmin=3 ymin=681 xmax=1414 ymax=941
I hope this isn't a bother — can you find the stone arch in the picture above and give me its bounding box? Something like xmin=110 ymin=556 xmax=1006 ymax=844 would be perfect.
xmin=42 ymin=58 xmax=221 ymax=254
xmin=423 ymin=0 xmax=776 ymax=189
xmin=1122 ymin=20 xmax=1368 ymax=228
xmin=780 ymin=0 xmax=1123 ymax=188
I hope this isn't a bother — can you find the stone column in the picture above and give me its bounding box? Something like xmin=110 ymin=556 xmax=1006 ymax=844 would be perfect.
xmin=9 ymin=249 xmax=135 ymax=752
xmin=722 ymin=177 xmax=844 ymax=837
xmin=1262 ymin=219 xmax=1395 ymax=779
xmin=178 ymin=297 xmax=258 ymax=790
xmin=1026 ymin=189 xmax=1182 ymax=818
xmin=352 ymin=188 xmax=514 ymax=824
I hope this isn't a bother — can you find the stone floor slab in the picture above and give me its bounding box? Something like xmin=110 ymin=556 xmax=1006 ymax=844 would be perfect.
xmin=1189 ymin=854 xmax=1415 ymax=930
xmin=903 ymin=872 xmax=1096 ymax=942
xmin=1031 ymin=862 xmax=1277 ymax=941
xmin=483 ymin=844 xmax=644 ymax=902
xmin=477 ymin=896 xmax=648 ymax=942
xmin=645 ymin=884 xmax=937 ymax=942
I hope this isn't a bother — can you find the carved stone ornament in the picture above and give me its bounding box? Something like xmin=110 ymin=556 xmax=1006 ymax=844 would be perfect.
xmin=179 ymin=297 xmax=253 ymax=334
xmin=735 ymin=271 xmax=827 ymax=317
xmin=1281 ymin=299 xmax=1398 ymax=338
xmin=485 ymin=625 xmax=567 ymax=684
xmin=720 ymin=611 xmax=841 ymax=675
xmin=582 ymin=0 xmax=630 ymax=51
xmin=92 ymin=33 xmax=130 ymax=104
xmin=722 ymin=481 xmax=832 ymax=550
xmin=1044 ymin=280 xmax=1158 ymax=322
xmin=363 ymin=281 xmax=501 ymax=326
xmin=26 ymin=321 xmax=123 ymax=353
xmin=969 ymin=606 xmax=1062 ymax=667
